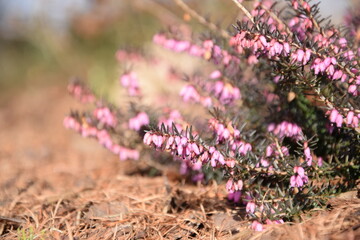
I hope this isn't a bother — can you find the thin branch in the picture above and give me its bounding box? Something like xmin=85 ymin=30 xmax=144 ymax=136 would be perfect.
xmin=134 ymin=0 xmax=182 ymax=25
xmin=173 ymin=0 xmax=231 ymax=39
xmin=230 ymin=0 xmax=255 ymax=24
xmin=261 ymin=5 xmax=293 ymax=37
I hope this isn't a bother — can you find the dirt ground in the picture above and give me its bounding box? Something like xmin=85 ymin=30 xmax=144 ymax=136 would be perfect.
xmin=0 ymin=84 xmax=359 ymax=239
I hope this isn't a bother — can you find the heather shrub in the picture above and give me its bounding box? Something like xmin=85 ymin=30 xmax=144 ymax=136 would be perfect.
xmin=65 ymin=0 xmax=360 ymax=231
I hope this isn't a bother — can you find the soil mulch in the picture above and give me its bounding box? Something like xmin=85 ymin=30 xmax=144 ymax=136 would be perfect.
xmin=0 ymin=84 xmax=359 ymax=239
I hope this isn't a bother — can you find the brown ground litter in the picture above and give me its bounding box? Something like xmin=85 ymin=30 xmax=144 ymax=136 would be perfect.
xmin=0 ymin=84 xmax=359 ymax=239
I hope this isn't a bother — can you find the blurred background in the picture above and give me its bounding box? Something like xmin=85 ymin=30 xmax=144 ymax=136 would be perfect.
xmin=0 ymin=0 xmax=353 ymax=101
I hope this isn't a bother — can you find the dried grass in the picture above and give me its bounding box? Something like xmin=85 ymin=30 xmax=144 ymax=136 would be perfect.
xmin=0 ymin=83 xmax=359 ymax=240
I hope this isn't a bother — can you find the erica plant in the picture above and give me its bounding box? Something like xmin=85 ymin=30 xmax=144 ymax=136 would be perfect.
xmin=65 ymin=0 xmax=360 ymax=231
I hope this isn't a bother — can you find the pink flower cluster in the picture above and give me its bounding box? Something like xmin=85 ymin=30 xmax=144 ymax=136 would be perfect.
xmin=208 ymin=118 xmax=252 ymax=156
xmin=267 ymin=121 xmax=303 ymax=140
xmin=311 ymin=57 xmax=340 ymax=79
xmin=116 ymin=50 xmax=144 ymax=63
xmin=251 ymin=221 xmax=264 ymax=231
xmin=93 ymin=107 xmax=117 ymax=127
xmin=290 ymin=166 xmax=308 ymax=188
xmin=291 ymin=0 xmax=310 ymax=12
xmin=229 ymin=32 xmax=291 ymax=58
xmin=120 ymin=72 xmax=141 ymax=96
xmin=264 ymin=91 xmax=280 ymax=103
xmin=246 ymin=201 xmax=256 ymax=214
xmin=251 ymin=218 xmax=284 ymax=232
xmin=303 ymin=142 xmax=312 ymax=166
xmin=209 ymin=70 xmax=222 ymax=79
xmin=143 ymin=132 xmax=226 ymax=168
xmin=63 ymin=116 xmax=139 ymax=160
xmin=265 ymin=144 xmax=289 ymax=158
xmin=179 ymin=84 xmax=212 ymax=107
xmin=231 ymin=23 xmax=360 ymax=98
xmin=308 ymin=35 xmax=359 ymax=96
xmin=313 ymin=32 xmax=335 ymax=48
xmin=211 ymin=81 xmax=241 ymax=105
xmin=67 ymin=81 xmax=95 ymax=103
xmin=63 ymin=116 xmax=82 ymax=132
xmin=153 ymin=33 xmax=204 ymax=57
xmin=288 ymin=15 xmax=313 ymax=40
xmin=227 ymin=191 xmax=242 ymax=203
xmin=179 ymin=74 xmax=241 ymax=107
xmin=128 ymin=112 xmax=150 ymax=131
xmin=203 ymin=40 xmax=240 ymax=66
xmin=328 ymin=109 xmax=359 ymax=128
xmin=291 ymin=48 xmax=312 ymax=65
xmin=226 ymin=178 xmax=243 ymax=194
xmin=153 ymin=34 xmax=240 ymax=67
xmin=112 ymin=144 xmax=140 ymax=161
xmin=158 ymin=109 xmax=185 ymax=133
xmin=251 ymin=1 xmax=284 ymax=33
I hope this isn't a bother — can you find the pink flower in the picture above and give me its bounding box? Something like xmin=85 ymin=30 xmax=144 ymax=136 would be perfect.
xmin=192 ymin=173 xmax=204 ymax=182
xmin=143 ymin=132 xmax=152 ymax=145
xmin=352 ymin=116 xmax=359 ymax=128
xmin=190 ymin=143 xmax=200 ymax=155
xmin=290 ymin=175 xmax=297 ymax=187
xmin=67 ymin=82 xmax=95 ymax=103
xmin=188 ymin=45 xmax=204 ymax=57
xmin=332 ymin=70 xmax=343 ymax=80
xmin=348 ymin=85 xmax=357 ymax=94
xmin=81 ymin=126 xmax=97 ymax=138
xmin=152 ymin=135 xmax=164 ymax=148
xmin=235 ymin=180 xmax=243 ymax=191
xmin=94 ymin=107 xmax=117 ymax=127
xmin=281 ymin=146 xmax=290 ymax=156
xmin=329 ymin=109 xmax=339 ymax=123
xmin=304 ymin=147 xmax=312 ymax=166
xmin=251 ymin=221 xmax=263 ymax=231
xmin=173 ymin=40 xmax=190 ymax=52
xmin=129 ymin=112 xmax=150 ymax=131
xmin=295 ymin=49 xmax=304 ymax=62
xmin=97 ymin=130 xmax=113 ymax=149
xmin=260 ymin=158 xmax=270 ymax=167
xmin=226 ymin=178 xmax=243 ymax=193
xmin=119 ymin=148 xmax=139 ymax=161
xmin=211 ymin=150 xmax=225 ymax=165
xmin=291 ymin=166 xmax=308 ymax=188
xmin=283 ymin=42 xmax=290 ymax=55
xmin=248 ymin=55 xmax=259 ymax=64
xmin=317 ymin=157 xmax=323 ymax=167
xmin=294 ymin=166 xmax=305 ymax=178
xmin=120 ymin=72 xmax=141 ymax=96
xmin=63 ymin=116 xmax=81 ymax=132
xmin=228 ymin=191 xmax=242 ymax=203
xmin=335 ymin=114 xmax=343 ymax=127
xmin=226 ymin=158 xmax=236 ymax=168
xmin=180 ymin=85 xmax=201 ymax=102
xmin=226 ymin=179 xmax=235 ymax=193
xmin=259 ymin=35 xmax=268 ymax=47
xmin=268 ymin=121 xmax=303 ymax=140
xmin=246 ymin=201 xmax=256 ymax=213
xmin=209 ymin=70 xmax=222 ymax=79
xmin=153 ymin=33 xmax=166 ymax=45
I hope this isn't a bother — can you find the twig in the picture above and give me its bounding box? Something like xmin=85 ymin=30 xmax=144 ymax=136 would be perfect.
xmin=134 ymin=0 xmax=182 ymax=25
xmin=273 ymin=137 xmax=285 ymax=162
xmin=261 ymin=5 xmax=293 ymax=37
xmin=0 ymin=216 xmax=26 ymax=224
xmin=65 ymin=220 xmax=74 ymax=240
xmin=113 ymin=224 xmax=119 ymax=240
xmin=173 ymin=0 xmax=231 ymax=39
xmin=150 ymin=226 xmax=164 ymax=240
xmin=230 ymin=0 xmax=255 ymax=24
